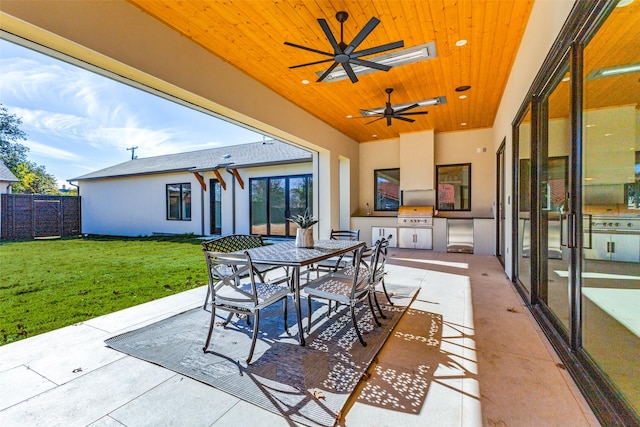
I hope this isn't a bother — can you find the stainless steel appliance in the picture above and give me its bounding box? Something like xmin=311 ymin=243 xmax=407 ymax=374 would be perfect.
xmin=397 ymin=206 xmax=434 ymax=249
xmin=584 ymin=215 xmax=640 ymax=262
xmin=447 ymin=219 xmax=474 ymax=253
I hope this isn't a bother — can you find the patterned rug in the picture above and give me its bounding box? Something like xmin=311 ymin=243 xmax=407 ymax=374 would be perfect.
xmin=105 ymin=286 xmax=418 ymax=427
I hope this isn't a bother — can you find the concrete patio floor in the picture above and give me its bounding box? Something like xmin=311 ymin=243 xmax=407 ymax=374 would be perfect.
xmin=0 ymin=249 xmax=600 ymax=426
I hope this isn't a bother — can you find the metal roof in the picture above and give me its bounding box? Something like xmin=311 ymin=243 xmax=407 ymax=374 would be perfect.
xmin=71 ymin=140 xmax=312 ymax=181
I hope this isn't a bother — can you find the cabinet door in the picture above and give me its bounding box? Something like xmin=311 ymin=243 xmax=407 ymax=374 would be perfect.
xmin=372 ymin=227 xmax=398 ymax=247
xmin=414 ymin=228 xmax=433 ymax=250
xmin=398 ymin=228 xmax=416 ymax=248
xmin=611 ymin=234 xmax=640 ymax=263
xmin=584 ymin=233 xmax=610 ymax=260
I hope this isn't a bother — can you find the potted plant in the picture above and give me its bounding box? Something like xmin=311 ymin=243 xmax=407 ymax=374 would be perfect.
xmin=288 ymin=210 xmax=317 ymax=248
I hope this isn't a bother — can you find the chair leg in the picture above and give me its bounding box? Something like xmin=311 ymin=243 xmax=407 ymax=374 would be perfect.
xmin=307 ymin=295 xmax=313 ymax=333
xmin=203 ymin=305 xmax=216 ymax=352
xmin=203 ymin=286 xmax=210 ymax=310
xmin=283 ymin=297 xmax=289 ymax=335
xmin=247 ymin=311 xmax=260 ymax=364
xmin=381 ymin=278 xmax=394 ymax=305
xmin=223 ymin=311 xmax=234 ymax=327
xmin=367 ymin=293 xmax=382 ymax=327
xmin=351 ymin=305 xmax=367 ymax=346
xmin=373 ymin=290 xmax=387 ymax=319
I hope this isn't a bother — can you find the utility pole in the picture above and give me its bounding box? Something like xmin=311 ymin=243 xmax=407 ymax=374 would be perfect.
xmin=126 ymin=146 xmax=138 ymax=160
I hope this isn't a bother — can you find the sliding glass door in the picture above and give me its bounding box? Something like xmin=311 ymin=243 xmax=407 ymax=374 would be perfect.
xmin=250 ymin=174 xmax=312 ymax=237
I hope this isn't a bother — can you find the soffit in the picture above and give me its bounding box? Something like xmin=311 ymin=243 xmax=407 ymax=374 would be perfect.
xmin=127 ymin=0 xmax=535 ymax=142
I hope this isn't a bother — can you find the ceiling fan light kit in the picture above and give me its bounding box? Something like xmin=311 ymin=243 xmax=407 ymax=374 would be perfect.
xmin=361 ymin=88 xmax=432 ymax=127
xmin=285 ymin=11 xmax=405 ymax=83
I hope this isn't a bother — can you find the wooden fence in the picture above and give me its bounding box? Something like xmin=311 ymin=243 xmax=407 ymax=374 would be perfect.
xmin=0 ymin=194 xmax=81 ymax=240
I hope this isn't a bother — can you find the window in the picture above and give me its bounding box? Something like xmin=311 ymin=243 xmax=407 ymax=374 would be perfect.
xmin=249 ymin=174 xmax=312 ymax=237
xmin=436 ymin=163 xmax=471 ymax=211
xmin=166 ymin=183 xmax=191 ymax=220
xmin=374 ymin=168 xmax=400 ymax=211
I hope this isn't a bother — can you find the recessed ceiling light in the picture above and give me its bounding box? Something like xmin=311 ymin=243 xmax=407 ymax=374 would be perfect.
xmin=372 ymin=134 xmax=378 ymax=138
xmin=455 ymin=39 xmax=467 ymax=47
xmin=585 ymin=177 xmax=594 ymax=181
xmin=301 ymin=79 xmax=310 ymax=85
xmin=617 ymin=0 xmax=634 ymax=7
xmin=586 ymin=124 xmax=596 ymax=128
xmin=605 ymin=133 xmax=613 ymax=137
xmin=346 ymin=115 xmax=352 ymax=118
xmin=562 ymin=76 xmax=570 ymax=82
xmin=455 ymin=85 xmax=471 ymax=92
xmin=461 ymin=122 xmax=468 ymax=126
xmin=459 ymin=95 xmax=467 ymax=99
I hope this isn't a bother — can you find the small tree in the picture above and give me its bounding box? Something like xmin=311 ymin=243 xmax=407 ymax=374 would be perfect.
xmin=0 ymin=103 xmax=59 ymax=194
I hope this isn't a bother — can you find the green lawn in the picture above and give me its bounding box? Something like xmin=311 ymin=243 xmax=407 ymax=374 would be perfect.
xmin=0 ymin=235 xmax=208 ymax=346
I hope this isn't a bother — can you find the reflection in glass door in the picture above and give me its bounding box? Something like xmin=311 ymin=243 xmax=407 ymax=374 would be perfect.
xmin=580 ymin=3 xmax=640 ymax=414
xmin=269 ymin=178 xmax=286 ymax=236
xmin=516 ymin=107 xmax=532 ymax=294
xmin=540 ymin=66 xmax=571 ymax=331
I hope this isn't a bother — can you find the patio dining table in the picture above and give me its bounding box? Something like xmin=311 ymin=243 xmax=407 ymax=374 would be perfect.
xmin=242 ymin=239 xmax=366 ymax=346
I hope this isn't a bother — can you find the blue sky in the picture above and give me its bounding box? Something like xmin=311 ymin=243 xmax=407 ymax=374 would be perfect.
xmin=0 ymin=39 xmax=264 ymax=187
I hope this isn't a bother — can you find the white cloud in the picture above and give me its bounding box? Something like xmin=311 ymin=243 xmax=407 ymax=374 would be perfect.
xmin=23 ymin=139 xmax=80 ymax=161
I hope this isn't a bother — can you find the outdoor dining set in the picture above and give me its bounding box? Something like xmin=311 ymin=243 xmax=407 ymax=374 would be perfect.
xmin=200 ymin=230 xmax=393 ymax=363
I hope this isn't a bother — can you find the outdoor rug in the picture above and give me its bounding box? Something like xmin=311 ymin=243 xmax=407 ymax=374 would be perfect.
xmin=105 ymin=285 xmax=418 ymax=427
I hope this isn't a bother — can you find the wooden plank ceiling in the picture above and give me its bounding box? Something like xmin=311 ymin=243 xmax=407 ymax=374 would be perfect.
xmin=127 ymin=0 xmax=535 ymax=142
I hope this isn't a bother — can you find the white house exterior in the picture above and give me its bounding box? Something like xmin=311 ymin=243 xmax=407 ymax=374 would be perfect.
xmin=0 ymin=161 xmax=18 ymax=194
xmin=71 ymin=140 xmax=313 ymax=237
xmin=0 ymin=162 xmax=19 ymax=237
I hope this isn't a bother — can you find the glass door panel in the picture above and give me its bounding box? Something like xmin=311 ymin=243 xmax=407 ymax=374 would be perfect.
xmin=581 ymin=2 xmax=640 ymax=415
xmin=269 ymin=178 xmax=286 ymax=236
xmin=209 ymin=179 xmax=221 ymax=235
xmin=542 ymin=66 xmax=571 ymax=330
xmin=517 ymin=107 xmax=532 ymax=294
xmin=251 ymin=179 xmax=267 ymax=235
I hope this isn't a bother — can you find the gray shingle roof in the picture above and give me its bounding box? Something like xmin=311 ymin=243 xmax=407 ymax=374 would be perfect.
xmin=71 ymin=140 xmax=312 ymax=181
xmin=0 ymin=162 xmax=19 ymax=182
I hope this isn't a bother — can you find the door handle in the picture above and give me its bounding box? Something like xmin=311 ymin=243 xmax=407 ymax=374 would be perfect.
xmin=610 ymin=241 xmax=615 ymax=253
xmin=560 ymin=213 xmax=566 ymax=247
xmin=583 ymin=214 xmax=592 ymax=249
xmin=567 ymin=214 xmax=576 ymax=248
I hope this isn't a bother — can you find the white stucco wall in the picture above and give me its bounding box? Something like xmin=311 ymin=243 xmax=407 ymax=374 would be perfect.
xmin=79 ymin=162 xmax=312 ymax=237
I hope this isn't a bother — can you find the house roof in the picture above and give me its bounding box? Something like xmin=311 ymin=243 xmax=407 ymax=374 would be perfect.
xmin=0 ymin=162 xmax=19 ymax=183
xmin=71 ymin=140 xmax=312 ymax=181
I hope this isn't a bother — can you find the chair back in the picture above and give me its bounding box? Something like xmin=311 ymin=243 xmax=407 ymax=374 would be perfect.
xmin=348 ymin=245 xmax=370 ymax=299
xmin=370 ymin=236 xmax=391 ymax=286
xmin=203 ymin=250 xmax=259 ymax=306
xmin=329 ymin=229 xmax=360 ymax=241
xmin=202 ymin=234 xmax=264 ymax=253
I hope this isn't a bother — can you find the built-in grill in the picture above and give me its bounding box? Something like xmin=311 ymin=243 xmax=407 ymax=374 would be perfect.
xmin=397 ymin=205 xmax=435 ymax=250
xmin=589 ymin=215 xmax=640 ymax=233
xmin=397 ymin=205 xmax=434 ymax=227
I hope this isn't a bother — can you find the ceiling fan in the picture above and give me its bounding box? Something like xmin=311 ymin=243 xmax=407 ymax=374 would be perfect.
xmin=361 ymin=88 xmax=430 ymax=126
xmin=284 ymin=11 xmax=404 ymax=83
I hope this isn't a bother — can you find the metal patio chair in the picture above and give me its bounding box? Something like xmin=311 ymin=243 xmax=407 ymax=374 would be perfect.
xmin=202 ymin=250 xmax=290 ymax=364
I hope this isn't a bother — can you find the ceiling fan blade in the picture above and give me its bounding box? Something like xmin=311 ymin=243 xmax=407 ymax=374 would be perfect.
xmin=343 ymin=62 xmax=359 ymax=83
xmin=349 ymin=58 xmax=391 ymax=72
xmin=351 ymin=40 xmax=405 ymax=58
xmin=386 ymin=116 xmax=392 ymax=126
xmin=284 ymin=41 xmax=334 ymax=57
xmin=398 ymin=111 xmax=429 ymax=116
xmin=289 ymin=58 xmax=336 ymax=69
xmin=317 ymin=18 xmax=342 ymax=54
xmin=366 ymin=116 xmax=385 ymax=125
xmin=394 ymin=103 xmax=420 ymax=114
xmin=393 ymin=116 xmax=415 ymax=123
xmin=344 ymin=17 xmax=380 ymax=55
xmin=316 ymin=61 xmax=339 ymax=82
